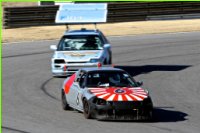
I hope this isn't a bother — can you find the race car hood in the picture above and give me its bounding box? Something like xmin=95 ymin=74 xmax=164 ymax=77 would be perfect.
xmin=55 ymin=50 xmax=103 ymax=62
xmin=88 ymin=87 xmax=148 ymax=101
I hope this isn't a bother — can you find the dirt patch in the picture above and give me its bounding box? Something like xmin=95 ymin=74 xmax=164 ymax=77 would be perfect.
xmin=2 ymin=2 xmax=37 ymax=7
xmin=2 ymin=19 xmax=200 ymax=43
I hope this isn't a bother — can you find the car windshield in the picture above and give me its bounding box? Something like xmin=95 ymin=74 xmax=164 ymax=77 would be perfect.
xmin=86 ymin=71 xmax=139 ymax=88
xmin=57 ymin=35 xmax=103 ymax=51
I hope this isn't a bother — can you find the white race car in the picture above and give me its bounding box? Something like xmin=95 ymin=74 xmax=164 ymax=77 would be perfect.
xmin=61 ymin=67 xmax=153 ymax=120
xmin=50 ymin=28 xmax=112 ymax=76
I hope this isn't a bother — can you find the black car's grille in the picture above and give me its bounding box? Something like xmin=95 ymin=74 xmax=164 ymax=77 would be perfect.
xmin=109 ymin=101 xmax=143 ymax=109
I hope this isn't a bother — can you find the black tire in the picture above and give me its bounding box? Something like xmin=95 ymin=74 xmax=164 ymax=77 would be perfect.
xmin=61 ymin=89 xmax=70 ymax=110
xmin=83 ymin=99 xmax=92 ymax=119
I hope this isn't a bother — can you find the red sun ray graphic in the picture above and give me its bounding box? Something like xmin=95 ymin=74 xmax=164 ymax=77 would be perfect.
xmin=89 ymin=87 xmax=148 ymax=101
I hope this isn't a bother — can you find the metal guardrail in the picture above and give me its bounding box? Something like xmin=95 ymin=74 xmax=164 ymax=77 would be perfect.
xmin=146 ymin=13 xmax=200 ymax=20
xmin=3 ymin=2 xmax=200 ymax=28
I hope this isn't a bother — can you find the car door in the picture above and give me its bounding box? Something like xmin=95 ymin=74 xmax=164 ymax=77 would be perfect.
xmin=68 ymin=71 xmax=86 ymax=110
xmin=77 ymin=73 xmax=87 ymax=110
xmin=65 ymin=74 xmax=79 ymax=107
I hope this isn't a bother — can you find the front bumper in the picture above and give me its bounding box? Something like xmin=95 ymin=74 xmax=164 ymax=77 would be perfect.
xmin=90 ymin=99 xmax=153 ymax=121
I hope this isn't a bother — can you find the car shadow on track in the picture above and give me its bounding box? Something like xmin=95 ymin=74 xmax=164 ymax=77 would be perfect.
xmin=115 ymin=65 xmax=191 ymax=76
xmin=152 ymin=107 xmax=188 ymax=123
xmin=102 ymin=107 xmax=188 ymax=123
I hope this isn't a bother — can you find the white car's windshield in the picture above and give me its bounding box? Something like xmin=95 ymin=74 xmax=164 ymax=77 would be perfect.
xmin=57 ymin=35 xmax=103 ymax=51
xmin=86 ymin=71 xmax=139 ymax=88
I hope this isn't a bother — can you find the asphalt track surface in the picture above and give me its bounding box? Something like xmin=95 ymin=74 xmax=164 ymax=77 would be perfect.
xmin=3 ymin=32 xmax=200 ymax=133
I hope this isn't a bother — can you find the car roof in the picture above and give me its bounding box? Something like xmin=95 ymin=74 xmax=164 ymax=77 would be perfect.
xmin=64 ymin=28 xmax=101 ymax=36
xmin=80 ymin=67 xmax=125 ymax=73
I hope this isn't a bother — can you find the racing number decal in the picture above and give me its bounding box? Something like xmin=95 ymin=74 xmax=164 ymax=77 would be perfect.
xmin=64 ymin=74 xmax=76 ymax=94
xmin=76 ymin=93 xmax=79 ymax=105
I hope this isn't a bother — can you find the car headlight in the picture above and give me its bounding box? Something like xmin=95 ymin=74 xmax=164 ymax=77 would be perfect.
xmin=90 ymin=59 xmax=100 ymax=63
xmin=93 ymin=98 xmax=107 ymax=105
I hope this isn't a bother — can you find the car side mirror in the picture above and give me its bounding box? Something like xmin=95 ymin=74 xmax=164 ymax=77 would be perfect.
xmin=74 ymin=82 xmax=79 ymax=86
xmin=103 ymin=44 xmax=111 ymax=49
xmin=80 ymin=84 xmax=85 ymax=89
xmin=76 ymin=78 xmax=80 ymax=82
xmin=50 ymin=45 xmax=57 ymax=50
xmin=137 ymin=81 xmax=143 ymax=86
xmin=75 ymin=79 xmax=85 ymax=88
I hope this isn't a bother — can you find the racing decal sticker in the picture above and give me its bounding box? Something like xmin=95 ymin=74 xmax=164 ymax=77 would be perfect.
xmin=76 ymin=93 xmax=80 ymax=105
xmin=70 ymin=53 xmax=85 ymax=57
xmin=88 ymin=87 xmax=148 ymax=101
xmin=63 ymin=51 xmax=97 ymax=56
xmin=64 ymin=74 xmax=76 ymax=94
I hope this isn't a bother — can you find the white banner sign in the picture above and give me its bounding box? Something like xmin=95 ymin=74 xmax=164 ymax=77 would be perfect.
xmin=55 ymin=3 xmax=107 ymax=24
